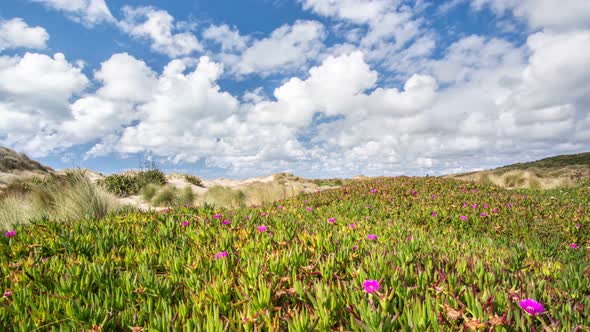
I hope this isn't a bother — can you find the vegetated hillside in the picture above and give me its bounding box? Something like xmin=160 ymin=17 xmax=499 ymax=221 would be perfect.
xmin=1 ymin=177 xmax=588 ymax=330
xmin=447 ymin=152 xmax=590 ymax=189
xmin=0 ymin=147 xmax=53 ymax=174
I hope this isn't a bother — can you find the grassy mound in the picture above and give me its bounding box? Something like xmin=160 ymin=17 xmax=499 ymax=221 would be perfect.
xmin=0 ymin=177 xmax=588 ymax=330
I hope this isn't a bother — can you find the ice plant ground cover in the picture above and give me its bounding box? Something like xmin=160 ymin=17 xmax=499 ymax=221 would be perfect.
xmin=0 ymin=177 xmax=588 ymax=330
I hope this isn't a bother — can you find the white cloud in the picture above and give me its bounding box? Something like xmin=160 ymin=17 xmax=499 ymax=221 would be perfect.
xmin=472 ymin=0 xmax=590 ymax=31
xmin=0 ymin=18 xmax=49 ymax=51
xmin=119 ymin=6 xmax=202 ymax=58
xmin=300 ymin=0 xmax=391 ymax=24
xmin=202 ymin=24 xmax=249 ymax=52
xmin=32 ymin=0 xmax=114 ymax=27
xmin=226 ymin=20 xmax=326 ymax=77
xmin=94 ymin=53 xmax=158 ymax=103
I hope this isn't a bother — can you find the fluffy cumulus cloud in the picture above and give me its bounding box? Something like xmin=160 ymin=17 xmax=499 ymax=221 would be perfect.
xmin=221 ymin=20 xmax=327 ymax=77
xmin=32 ymin=0 xmax=114 ymax=27
xmin=2 ymin=1 xmax=590 ymax=176
xmin=299 ymin=0 xmax=435 ymax=78
xmin=471 ymin=0 xmax=590 ymax=30
xmin=0 ymin=18 xmax=49 ymax=51
xmin=119 ymin=6 xmax=202 ymax=57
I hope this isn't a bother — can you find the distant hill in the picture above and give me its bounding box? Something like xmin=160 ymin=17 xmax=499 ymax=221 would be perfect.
xmin=446 ymin=152 xmax=590 ymax=189
xmin=0 ymin=147 xmax=53 ymax=174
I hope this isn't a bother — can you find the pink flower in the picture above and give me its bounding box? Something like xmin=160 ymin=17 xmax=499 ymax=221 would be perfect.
xmin=215 ymin=251 xmax=228 ymax=259
xmin=431 ymin=195 xmax=436 ymax=199
xmin=328 ymin=217 xmax=336 ymax=223
xmin=463 ymin=203 xmax=468 ymax=208
xmin=257 ymin=225 xmax=267 ymax=232
xmin=182 ymin=221 xmax=190 ymax=227
xmin=3 ymin=291 xmax=11 ymax=297
xmin=370 ymin=189 xmax=378 ymax=194
xmin=349 ymin=223 xmax=356 ymax=229
xmin=367 ymin=234 xmax=377 ymax=240
xmin=260 ymin=212 xmax=268 ymax=217
xmin=460 ymin=215 xmax=467 ymax=221
xmin=363 ymin=280 xmax=380 ymax=293
xmin=518 ymin=299 xmax=545 ymax=316
xmin=431 ymin=211 xmax=437 ymax=217
xmin=471 ymin=204 xmax=478 ymax=209
xmin=278 ymin=205 xmax=284 ymax=210
xmin=480 ymin=213 xmax=487 ymax=217
xmin=493 ymin=208 xmax=498 ymax=214
xmin=352 ymin=245 xmax=358 ymax=251
xmin=222 ymin=220 xmax=231 ymax=225
xmin=306 ymin=206 xmax=312 ymax=212
xmin=575 ymin=223 xmax=580 ymax=229
xmin=506 ymin=203 xmax=512 ymax=208
xmin=408 ymin=235 xmax=413 ymax=241
xmin=4 ymin=230 xmax=15 ymax=238
xmin=213 ymin=214 xmax=222 ymax=219
xmin=570 ymin=243 xmax=578 ymax=249
xmin=483 ymin=204 xmax=489 ymax=209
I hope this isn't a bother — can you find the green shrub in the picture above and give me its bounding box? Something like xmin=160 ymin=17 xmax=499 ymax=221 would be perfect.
xmin=178 ymin=186 xmax=195 ymax=206
xmin=152 ymin=186 xmax=178 ymax=207
xmin=184 ymin=174 xmax=204 ymax=187
xmin=140 ymin=183 xmax=160 ymax=202
xmin=98 ymin=169 xmax=167 ymax=197
xmin=202 ymin=186 xmax=245 ymax=208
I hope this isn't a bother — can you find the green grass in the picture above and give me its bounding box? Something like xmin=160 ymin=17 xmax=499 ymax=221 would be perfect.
xmin=97 ymin=169 xmax=166 ymax=197
xmin=184 ymin=174 xmax=204 ymax=187
xmin=0 ymin=177 xmax=588 ymax=330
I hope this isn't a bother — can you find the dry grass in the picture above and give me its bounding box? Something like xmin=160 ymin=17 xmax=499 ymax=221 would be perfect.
xmin=0 ymin=170 xmax=118 ymax=230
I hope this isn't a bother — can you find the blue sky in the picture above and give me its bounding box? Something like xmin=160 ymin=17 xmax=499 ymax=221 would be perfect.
xmin=0 ymin=0 xmax=589 ymax=179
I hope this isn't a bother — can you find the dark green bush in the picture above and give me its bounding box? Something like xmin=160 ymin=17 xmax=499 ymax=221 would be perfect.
xmin=98 ymin=169 xmax=167 ymax=197
xmin=184 ymin=174 xmax=204 ymax=187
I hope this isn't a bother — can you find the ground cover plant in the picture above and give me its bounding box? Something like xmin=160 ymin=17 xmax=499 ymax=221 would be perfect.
xmin=0 ymin=177 xmax=588 ymax=330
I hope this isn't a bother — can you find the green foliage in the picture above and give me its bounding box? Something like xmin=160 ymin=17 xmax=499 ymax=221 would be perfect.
xmin=1 ymin=177 xmax=588 ymax=330
xmin=184 ymin=174 xmax=204 ymax=187
xmin=151 ymin=186 xmax=178 ymax=207
xmin=311 ymin=178 xmax=344 ymax=186
xmin=98 ymin=169 xmax=167 ymax=197
xmin=178 ymin=186 xmax=195 ymax=206
xmin=140 ymin=183 xmax=159 ymax=202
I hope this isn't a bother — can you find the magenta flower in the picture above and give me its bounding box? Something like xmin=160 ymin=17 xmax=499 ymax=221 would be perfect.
xmin=182 ymin=221 xmax=190 ymax=227
xmin=431 ymin=211 xmax=437 ymax=217
xmin=480 ymin=213 xmax=487 ymax=217
xmin=257 ymin=225 xmax=267 ymax=232
xmin=408 ymin=235 xmax=413 ymax=241
xmin=570 ymin=243 xmax=578 ymax=249
xmin=213 ymin=214 xmax=222 ymax=219
xmin=4 ymin=230 xmax=16 ymax=238
xmin=306 ymin=206 xmax=312 ymax=212
xmin=352 ymin=245 xmax=358 ymax=251
xmin=349 ymin=223 xmax=356 ymax=229
xmin=431 ymin=195 xmax=436 ymax=199
xmin=278 ymin=205 xmax=284 ymax=210
xmin=493 ymin=208 xmax=498 ymax=214
xmin=214 ymin=251 xmax=228 ymax=260
xmin=483 ymin=204 xmax=489 ymax=209
xmin=328 ymin=217 xmax=336 ymax=223
xmin=471 ymin=204 xmax=478 ymax=209
xmin=518 ymin=299 xmax=545 ymax=316
xmin=304 ymin=200 xmax=308 ymax=204
xmin=463 ymin=203 xmax=468 ymax=208
xmin=370 ymin=189 xmax=378 ymax=194
xmin=575 ymin=223 xmax=580 ymax=229
xmin=363 ymin=280 xmax=380 ymax=293
xmin=3 ymin=291 xmax=11 ymax=297
xmin=260 ymin=212 xmax=268 ymax=217
xmin=222 ymin=220 xmax=231 ymax=225
xmin=367 ymin=234 xmax=377 ymax=240
xmin=460 ymin=215 xmax=467 ymax=221
xmin=506 ymin=203 xmax=512 ymax=208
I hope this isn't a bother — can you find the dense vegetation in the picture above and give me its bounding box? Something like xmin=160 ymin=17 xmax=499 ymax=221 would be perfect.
xmin=97 ymin=169 xmax=167 ymax=197
xmin=496 ymin=152 xmax=590 ymax=172
xmin=0 ymin=177 xmax=588 ymax=331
